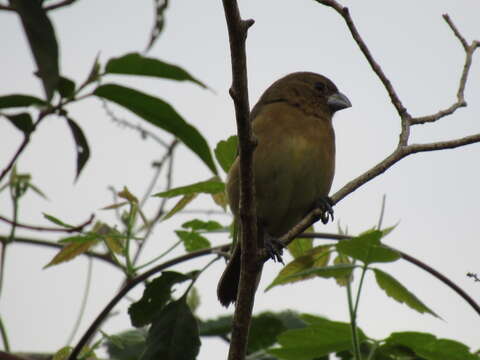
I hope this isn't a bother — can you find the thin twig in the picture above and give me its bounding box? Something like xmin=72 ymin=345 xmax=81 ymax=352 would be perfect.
xmin=0 ymin=4 xmax=13 ymax=11
xmin=0 ymin=214 xmax=94 ymax=233
xmin=411 ymin=16 xmax=478 ymax=125
xmin=316 ymin=0 xmax=410 ymax=123
xmin=44 ymin=0 xmax=79 ymax=11
xmin=6 ymin=235 xmax=118 ymax=267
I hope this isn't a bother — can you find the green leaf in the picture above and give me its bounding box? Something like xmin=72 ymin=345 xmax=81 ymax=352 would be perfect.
xmin=268 ymin=317 xmax=366 ymax=360
xmin=154 ymin=179 xmax=225 ymax=198
xmin=373 ymin=268 xmax=439 ymax=317
xmin=5 ymin=113 xmax=34 ymax=135
xmin=141 ymin=298 xmax=200 ymax=360
xmin=198 ymin=315 xmax=233 ymax=337
xmin=52 ymin=346 xmax=72 ymax=360
xmin=186 ymin=286 xmax=200 ymax=313
xmin=336 ymin=230 xmax=401 ymax=265
xmin=43 ymin=213 xmax=74 ymax=228
xmin=181 ymin=219 xmax=223 ymax=231
xmin=287 ymin=226 xmax=314 ymax=259
xmin=128 ymin=271 xmax=191 ymax=327
xmin=163 ymin=194 xmax=197 ymax=221
xmin=94 ymin=84 xmax=216 ymax=174
xmin=106 ymin=53 xmax=206 ymax=88
xmin=65 ymin=117 xmax=90 ymax=181
xmin=44 ymin=236 xmax=99 ymax=268
xmin=214 ymin=135 xmax=238 ymax=173
xmin=385 ymin=332 xmax=478 ymax=360
xmin=0 ymin=94 xmax=45 ymax=109
xmin=175 ymin=230 xmax=211 ymax=252
xmin=266 ymin=245 xmax=334 ymax=291
xmin=104 ymin=329 xmax=147 ymax=360
xmin=57 ymin=76 xmax=75 ymax=99
xmin=11 ymin=0 xmax=59 ymax=100
xmin=248 ymin=312 xmax=287 ymax=353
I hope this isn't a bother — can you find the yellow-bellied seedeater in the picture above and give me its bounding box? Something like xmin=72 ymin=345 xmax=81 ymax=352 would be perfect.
xmin=217 ymin=72 xmax=351 ymax=307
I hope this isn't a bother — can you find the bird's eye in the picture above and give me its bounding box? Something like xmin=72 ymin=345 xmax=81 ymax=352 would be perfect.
xmin=315 ymin=82 xmax=325 ymax=93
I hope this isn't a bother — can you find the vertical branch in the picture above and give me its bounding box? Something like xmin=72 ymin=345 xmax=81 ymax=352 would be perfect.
xmin=221 ymin=1 xmax=258 ymax=360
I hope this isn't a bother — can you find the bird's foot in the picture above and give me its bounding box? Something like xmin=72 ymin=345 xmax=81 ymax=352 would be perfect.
xmin=315 ymin=196 xmax=334 ymax=224
xmin=264 ymin=233 xmax=284 ymax=264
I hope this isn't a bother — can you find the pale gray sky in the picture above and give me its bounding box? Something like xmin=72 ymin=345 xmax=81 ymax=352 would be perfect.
xmin=1 ymin=0 xmax=479 ymax=359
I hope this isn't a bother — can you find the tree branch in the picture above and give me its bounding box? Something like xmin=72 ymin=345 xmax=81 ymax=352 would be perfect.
xmin=43 ymin=0 xmax=79 ymax=11
xmin=0 ymin=214 xmax=94 ymax=233
xmin=411 ymin=16 xmax=479 ymax=125
xmin=316 ymin=0 xmax=410 ymax=125
xmin=5 ymin=235 xmax=118 ymax=267
xmin=222 ymin=1 xmax=258 ymax=359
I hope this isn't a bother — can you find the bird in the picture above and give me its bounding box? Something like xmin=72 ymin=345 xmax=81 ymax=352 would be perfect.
xmin=217 ymin=72 xmax=351 ymax=307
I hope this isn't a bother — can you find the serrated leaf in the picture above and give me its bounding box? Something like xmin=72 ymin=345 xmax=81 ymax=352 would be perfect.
xmin=0 ymin=94 xmax=45 ymax=109
xmin=211 ymin=190 xmax=227 ymax=211
xmin=214 ymin=135 xmax=238 ymax=173
xmin=43 ymin=213 xmax=74 ymax=228
xmin=181 ymin=219 xmax=223 ymax=231
xmin=102 ymin=201 xmax=128 ymax=210
xmin=52 ymin=346 xmax=72 ymax=360
xmin=106 ymin=53 xmax=206 ymax=88
xmin=186 ymin=286 xmax=200 ymax=314
xmin=333 ymin=254 xmax=352 ymax=286
xmin=175 ymin=230 xmax=211 ymax=252
xmin=94 ymin=84 xmax=216 ymax=174
xmin=385 ymin=332 xmax=478 ymax=360
xmin=141 ymin=298 xmax=200 ymax=360
xmin=57 ymin=76 xmax=75 ymax=98
xmin=266 ymin=245 xmax=333 ymax=291
xmin=104 ymin=236 xmax=124 ymax=255
xmin=45 ymin=237 xmax=98 ymax=267
xmin=118 ymin=186 xmax=138 ymax=203
xmin=155 ymin=179 xmax=224 ymax=198
xmin=268 ymin=317 xmax=366 ymax=360
xmin=12 ymin=0 xmax=59 ymax=100
xmin=336 ymin=230 xmax=400 ymax=265
xmin=287 ymin=226 xmax=314 ymax=259
xmin=105 ymin=329 xmax=147 ymax=360
xmin=163 ymin=193 xmax=197 ymax=221
xmin=65 ymin=117 xmax=90 ymax=181
xmin=248 ymin=312 xmax=287 ymax=353
xmin=198 ymin=315 xmax=233 ymax=337
xmin=373 ymin=268 xmax=438 ymax=317
xmin=128 ymin=271 xmax=191 ymax=327
xmin=5 ymin=112 xmax=34 ymax=135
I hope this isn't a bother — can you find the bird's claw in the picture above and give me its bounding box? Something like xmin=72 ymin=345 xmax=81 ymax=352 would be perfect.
xmin=264 ymin=233 xmax=284 ymax=264
xmin=316 ymin=196 xmax=334 ymax=224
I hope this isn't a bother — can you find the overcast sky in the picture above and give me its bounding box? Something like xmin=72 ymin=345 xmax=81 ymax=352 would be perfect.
xmin=1 ymin=0 xmax=479 ymax=358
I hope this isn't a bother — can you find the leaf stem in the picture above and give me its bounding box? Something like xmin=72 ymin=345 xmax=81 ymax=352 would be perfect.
xmin=346 ymin=278 xmax=362 ymax=360
xmin=0 ymin=316 xmax=10 ymax=352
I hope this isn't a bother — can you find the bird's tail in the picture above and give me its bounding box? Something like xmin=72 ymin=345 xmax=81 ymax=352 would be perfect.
xmin=217 ymin=243 xmax=242 ymax=307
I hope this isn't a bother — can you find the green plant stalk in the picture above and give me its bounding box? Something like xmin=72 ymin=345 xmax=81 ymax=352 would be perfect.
xmin=346 ymin=275 xmax=362 ymax=360
xmin=366 ymin=341 xmax=378 ymax=360
xmin=0 ymin=316 xmax=10 ymax=352
xmin=134 ymin=239 xmax=182 ymax=271
xmin=124 ymin=204 xmax=137 ymax=276
xmin=353 ymin=264 xmax=369 ymax=314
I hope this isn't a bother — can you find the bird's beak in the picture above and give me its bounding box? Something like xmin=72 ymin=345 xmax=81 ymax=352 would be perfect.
xmin=327 ymin=92 xmax=352 ymax=112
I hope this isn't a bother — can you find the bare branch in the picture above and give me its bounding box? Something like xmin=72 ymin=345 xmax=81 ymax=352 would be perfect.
xmin=443 ymin=14 xmax=469 ymax=51
xmin=43 ymin=0 xmax=79 ymax=11
xmin=316 ymin=0 xmax=410 ymax=126
xmin=5 ymin=235 xmax=118 ymax=267
xmin=411 ymin=16 xmax=479 ymax=125
xmin=406 ymin=133 xmax=480 ymax=154
xmin=0 ymin=214 xmax=94 ymax=233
